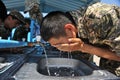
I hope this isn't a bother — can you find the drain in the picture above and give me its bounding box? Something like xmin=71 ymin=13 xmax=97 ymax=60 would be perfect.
xmin=38 ymin=66 xmax=81 ymax=77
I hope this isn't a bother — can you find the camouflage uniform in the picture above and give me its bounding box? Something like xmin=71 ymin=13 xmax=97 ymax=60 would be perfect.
xmin=69 ymin=2 xmax=120 ymax=76
xmin=0 ymin=0 xmax=9 ymax=39
xmin=12 ymin=25 xmax=30 ymax=41
xmin=9 ymin=10 xmax=25 ymax=24
xmin=0 ymin=25 xmax=10 ymax=39
xmin=13 ymin=18 xmax=30 ymax=41
xmin=24 ymin=0 xmax=43 ymax=24
xmin=0 ymin=10 xmax=25 ymax=39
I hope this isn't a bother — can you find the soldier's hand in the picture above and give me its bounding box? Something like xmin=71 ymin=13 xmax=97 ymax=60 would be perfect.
xmin=53 ymin=38 xmax=84 ymax=52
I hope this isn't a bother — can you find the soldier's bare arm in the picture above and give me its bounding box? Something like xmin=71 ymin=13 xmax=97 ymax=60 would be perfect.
xmin=80 ymin=43 xmax=120 ymax=62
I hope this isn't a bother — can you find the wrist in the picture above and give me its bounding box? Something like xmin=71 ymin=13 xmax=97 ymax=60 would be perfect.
xmin=79 ymin=43 xmax=93 ymax=53
xmin=78 ymin=42 xmax=86 ymax=52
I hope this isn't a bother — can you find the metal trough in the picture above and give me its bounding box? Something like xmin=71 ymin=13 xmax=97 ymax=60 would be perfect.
xmin=36 ymin=57 xmax=119 ymax=80
xmin=37 ymin=58 xmax=94 ymax=77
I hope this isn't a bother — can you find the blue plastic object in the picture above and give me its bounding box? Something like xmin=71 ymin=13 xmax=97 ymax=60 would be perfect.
xmin=27 ymin=19 xmax=41 ymax=42
xmin=0 ymin=39 xmax=27 ymax=48
xmin=29 ymin=19 xmax=34 ymax=42
xmin=10 ymin=28 xmax=16 ymax=39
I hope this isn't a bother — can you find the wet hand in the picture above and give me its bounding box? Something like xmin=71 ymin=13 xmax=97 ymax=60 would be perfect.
xmin=53 ymin=38 xmax=84 ymax=52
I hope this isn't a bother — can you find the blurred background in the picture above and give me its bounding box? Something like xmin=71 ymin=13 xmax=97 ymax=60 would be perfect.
xmin=2 ymin=0 xmax=120 ymax=17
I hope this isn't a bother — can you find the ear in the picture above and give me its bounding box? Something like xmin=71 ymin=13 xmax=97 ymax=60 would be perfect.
xmin=64 ymin=24 xmax=77 ymax=38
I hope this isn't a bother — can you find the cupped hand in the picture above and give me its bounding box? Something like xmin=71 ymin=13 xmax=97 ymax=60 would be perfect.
xmin=53 ymin=38 xmax=84 ymax=52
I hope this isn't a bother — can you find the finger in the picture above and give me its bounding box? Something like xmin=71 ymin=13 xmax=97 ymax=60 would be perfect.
xmin=68 ymin=38 xmax=81 ymax=43
xmin=53 ymin=43 xmax=69 ymax=47
xmin=57 ymin=46 xmax=70 ymax=52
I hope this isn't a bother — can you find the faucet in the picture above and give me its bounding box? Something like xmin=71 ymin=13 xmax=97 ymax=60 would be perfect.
xmin=27 ymin=41 xmax=45 ymax=48
xmin=37 ymin=41 xmax=45 ymax=47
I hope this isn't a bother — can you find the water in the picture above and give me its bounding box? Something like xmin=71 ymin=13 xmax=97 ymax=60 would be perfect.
xmin=44 ymin=67 xmax=80 ymax=77
xmin=39 ymin=42 xmax=74 ymax=76
xmin=39 ymin=43 xmax=51 ymax=76
xmin=43 ymin=48 xmax=51 ymax=76
xmin=59 ymin=51 xmax=62 ymax=58
xmin=67 ymin=43 xmax=73 ymax=72
xmin=67 ymin=51 xmax=74 ymax=76
xmin=68 ymin=52 xmax=72 ymax=59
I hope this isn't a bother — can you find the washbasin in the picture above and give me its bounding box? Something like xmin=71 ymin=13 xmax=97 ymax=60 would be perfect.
xmin=37 ymin=58 xmax=95 ymax=77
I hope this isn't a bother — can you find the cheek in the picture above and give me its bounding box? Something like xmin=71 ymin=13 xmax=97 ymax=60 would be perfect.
xmin=11 ymin=21 xmax=17 ymax=27
xmin=48 ymin=37 xmax=69 ymax=46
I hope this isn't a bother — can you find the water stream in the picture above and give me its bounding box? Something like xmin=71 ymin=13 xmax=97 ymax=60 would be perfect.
xmin=40 ymin=43 xmax=76 ymax=77
xmin=67 ymin=51 xmax=75 ymax=77
xmin=43 ymin=47 xmax=51 ymax=76
xmin=39 ymin=43 xmax=51 ymax=76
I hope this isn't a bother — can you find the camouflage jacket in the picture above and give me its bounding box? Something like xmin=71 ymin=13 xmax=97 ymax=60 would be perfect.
xmin=69 ymin=2 xmax=120 ymax=55
xmin=0 ymin=25 xmax=11 ymax=39
xmin=13 ymin=25 xmax=30 ymax=41
xmin=69 ymin=2 xmax=120 ymax=76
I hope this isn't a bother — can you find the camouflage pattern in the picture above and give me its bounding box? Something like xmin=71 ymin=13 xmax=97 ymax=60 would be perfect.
xmin=24 ymin=0 xmax=43 ymax=24
xmin=12 ymin=25 xmax=30 ymax=41
xmin=69 ymin=2 xmax=120 ymax=76
xmin=0 ymin=25 xmax=11 ymax=39
xmin=12 ymin=18 xmax=30 ymax=41
xmin=9 ymin=10 xmax=25 ymax=24
xmin=0 ymin=10 xmax=25 ymax=39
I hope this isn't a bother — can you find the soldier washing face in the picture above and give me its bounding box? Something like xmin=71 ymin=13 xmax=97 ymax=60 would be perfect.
xmin=40 ymin=2 xmax=120 ymax=76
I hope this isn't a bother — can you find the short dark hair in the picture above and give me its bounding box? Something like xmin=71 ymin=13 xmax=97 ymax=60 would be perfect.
xmin=40 ymin=11 xmax=76 ymax=41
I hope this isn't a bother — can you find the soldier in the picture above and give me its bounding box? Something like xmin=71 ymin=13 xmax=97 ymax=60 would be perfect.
xmin=40 ymin=2 xmax=120 ymax=76
xmin=24 ymin=0 xmax=43 ymax=24
xmin=0 ymin=0 xmax=7 ymax=63
xmin=0 ymin=0 xmax=7 ymax=26
xmin=0 ymin=10 xmax=25 ymax=39
xmin=13 ymin=18 xmax=31 ymax=41
xmin=24 ymin=0 xmax=43 ymax=42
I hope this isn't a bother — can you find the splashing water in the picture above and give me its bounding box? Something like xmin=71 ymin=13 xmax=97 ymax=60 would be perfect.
xmin=68 ymin=44 xmax=75 ymax=76
xmin=43 ymin=48 xmax=51 ymax=76
xmin=39 ymin=43 xmax=51 ymax=76
xmin=39 ymin=42 xmax=77 ymax=77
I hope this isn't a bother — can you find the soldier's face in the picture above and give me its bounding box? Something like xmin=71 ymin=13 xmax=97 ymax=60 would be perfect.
xmin=4 ymin=16 xmax=19 ymax=29
xmin=48 ymin=24 xmax=77 ymax=48
xmin=49 ymin=36 xmax=69 ymax=48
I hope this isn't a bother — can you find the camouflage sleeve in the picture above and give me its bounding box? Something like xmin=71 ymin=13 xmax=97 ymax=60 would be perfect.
xmin=0 ymin=25 xmax=10 ymax=39
xmin=67 ymin=7 xmax=87 ymax=26
xmin=13 ymin=26 xmax=29 ymax=41
xmin=82 ymin=2 xmax=120 ymax=54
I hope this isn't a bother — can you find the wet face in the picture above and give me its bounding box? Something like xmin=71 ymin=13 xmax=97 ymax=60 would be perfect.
xmin=49 ymin=36 xmax=69 ymax=47
xmin=48 ymin=24 xmax=77 ymax=48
